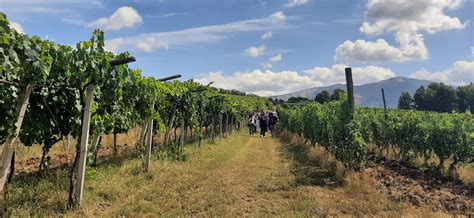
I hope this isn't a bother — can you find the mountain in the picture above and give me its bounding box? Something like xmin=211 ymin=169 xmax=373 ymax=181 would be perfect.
xmin=270 ymin=77 xmax=434 ymax=108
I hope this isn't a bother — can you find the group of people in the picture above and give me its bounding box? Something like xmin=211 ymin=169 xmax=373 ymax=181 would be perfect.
xmin=247 ymin=111 xmax=278 ymax=138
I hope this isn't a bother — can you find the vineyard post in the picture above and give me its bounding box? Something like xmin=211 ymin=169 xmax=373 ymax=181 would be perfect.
xmin=180 ymin=114 xmax=185 ymax=155
xmin=73 ymin=84 xmax=94 ymax=208
xmin=137 ymin=120 xmax=148 ymax=149
xmin=225 ymin=113 xmax=229 ymax=138
xmin=199 ymin=102 xmax=203 ymax=147
xmin=0 ymin=84 xmax=33 ymax=193
xmin=211 ymin=115 xmax=215 ymax=142
xmin=219 ymin=113 xmax=223 ymax=140
xmin=345 ymin=67 xmax=355 ymax=113
xmin=381 ymin=88 xmax=388 ymax=120
xmin=144 ymin=117 xmax=153 ymax=172
xmin=164 ymin=101 xmax=176 ymax=147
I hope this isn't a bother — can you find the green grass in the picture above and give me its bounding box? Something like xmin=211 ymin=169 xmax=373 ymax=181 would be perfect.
xmin=4 ymin=131 xmax=450 ymax=216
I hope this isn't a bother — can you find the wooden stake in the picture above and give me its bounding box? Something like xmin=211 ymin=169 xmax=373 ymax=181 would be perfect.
xmin=73 ymin=84 xmax=94 ymax=208
xmin=345 ymin=68 xmax=355 ymax=113
xmin=137 ymin=120 xmax=148 ymax=149
xmin=219 ymin=113 xmax=223 ymax=140
xmin=199 ymin=104 xmax=203 ymax=147
xmin=0 ymin=84 xmax=33 ymax=192
xmin=211 ymin=115 xmax=215 ymax=142
xmin=180 ymin=114 xmax=185 ymax=154
xmin=144 ymin=118 xmax=153 ymax=172
xmin=164 ymin=101 xmax=176 ymax=147
xmin=381 ymin=88 xmax=388 ymax=119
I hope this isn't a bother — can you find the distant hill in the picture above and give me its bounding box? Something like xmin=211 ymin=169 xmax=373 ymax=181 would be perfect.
xmin=270 ymin=77 xmax=434 ymax=108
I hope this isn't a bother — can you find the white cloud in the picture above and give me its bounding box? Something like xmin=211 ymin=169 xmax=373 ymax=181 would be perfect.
xmin=269 ymin=54 xmax=282 ymax=63
xmin=9 ymin=21 xmax=24 ymax=34
xmin=410 ymin=61 xmax=474 ymax=86
xmin=304 ymin=64 xmax=395 ymax=86
xmin=270 ymin=11 xmax=286 ymax=23
xmin=195 ymin=64 xmax=395 ymax=96
xmin=136 ymin=37 xmax=169 ymax=52
xmin=471 ymin=47 xmax=474 ymax=58
xmin=262 ymin=31 xmax=272 ymax=39
xmin=105 ymin=11 xmax=288 ymax=53
xmin=196 ymin=69 xmax=322 ymax=96
xmin=245 ymin=45 xmax=266 ymax=57
xmin=89 ymin=6 xmax=143 ymax=31
xmin=335 ymin=0 xmax=466 ymax=64
xmin=284 ymin=0 xmax=309 ymax=7
xmin=335 ymin=32 xmax=428 ymax=64
xmin=360 ymin=0 xmax=466 ymax=36
xmin=262 ymin=63 xmax=273 ymax=69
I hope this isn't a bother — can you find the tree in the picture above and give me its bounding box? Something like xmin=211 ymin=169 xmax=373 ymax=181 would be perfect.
xmin=398 ymin=92 xmax=413 ymax=110
xmin=413 ymin=83 xmax=458 ymax=113
xmin=315 ymin=90 xmax=330 ymax=104
xmin=287 ymin=97 xmax=310 ymax=103
xmin=330 ymin=89 xmax=346 ymax=101
xmin=457 ymin=84 xmax=474 ymax=112
xmin=414 ymin=86 xmax=427 ymax=111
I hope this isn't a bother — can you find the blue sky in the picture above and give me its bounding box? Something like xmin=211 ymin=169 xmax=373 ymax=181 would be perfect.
xmin=2 ymin=0 xmax=473 ymax=96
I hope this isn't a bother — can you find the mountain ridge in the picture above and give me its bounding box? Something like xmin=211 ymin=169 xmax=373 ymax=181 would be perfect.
xmin=270 ymin=77 xmax=434 ymax=108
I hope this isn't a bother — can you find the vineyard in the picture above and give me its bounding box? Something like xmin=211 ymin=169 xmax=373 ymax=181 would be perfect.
xmin=0 ymin=13 xmax=270 ymax=213
xmin=1 ymin=11 xmax=474 ymax=216
xmin=278 ymin=97 xmax=474 ymax=177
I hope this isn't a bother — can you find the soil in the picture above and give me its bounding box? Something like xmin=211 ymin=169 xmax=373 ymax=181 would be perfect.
xmin=365 ymin=154 xmax=474 ymax=215
xmin=14 ymin=143 xmax=135 ymax=175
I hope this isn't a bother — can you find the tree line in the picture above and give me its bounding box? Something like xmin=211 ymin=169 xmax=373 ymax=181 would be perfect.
xmin=398 ymin=83 xmax=474 ymax=113
xmin=269 ymin=89 xmax=347 ymax=105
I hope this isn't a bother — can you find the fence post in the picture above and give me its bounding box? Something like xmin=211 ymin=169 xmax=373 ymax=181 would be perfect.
xmin=199 ymin=104 xmax=203 ymax=147
xmin=345 ymin=67 xmax=355 ymax=113
xmin=381 ymin=88 xmax=388 ymax=119
xmin=144 ymin=117 xmax=153 ymax=172
xmin=74 ymin=84 xmax=94 ymax=208
xmin=0 ymin=84 xmax=33 ymax=193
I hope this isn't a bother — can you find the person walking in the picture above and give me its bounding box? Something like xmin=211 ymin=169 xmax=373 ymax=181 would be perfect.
xmin=247 ymin=114 xmax=256 ymax=135
xmin=259 ymin=112 xmax=268 ymax=138
xmin=268 ymin=111 xmax=278 ymax=136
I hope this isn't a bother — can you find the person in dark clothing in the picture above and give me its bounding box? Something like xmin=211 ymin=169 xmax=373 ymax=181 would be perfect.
xmin=268 ymin=111 xmax=278 ymax=135
xmin=259 ymin=112 xmax=268 ymax=138
xmin=247 ymin=114 xmax=257 ymax=136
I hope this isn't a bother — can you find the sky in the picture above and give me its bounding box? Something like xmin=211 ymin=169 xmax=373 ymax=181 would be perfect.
xmin=1 ymin=0 xmax=473 ymax=96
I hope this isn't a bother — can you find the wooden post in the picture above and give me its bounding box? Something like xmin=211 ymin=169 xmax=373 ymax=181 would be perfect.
xmin=144 ymin=118 xmax=153 ymax=172
xmin=219 ymin=113 xmax=223 ymax=140
xmin=180 ymin=114 xmax=185 ymax=154
xmin=137 ymin=120 xmax=148 ymax=149
xmin=381 ymin=88 xmax=388 ymax=120
xmin=225 ymin=113 xmax=229 ymax=138
xmin=91 ymin=135 xmax=100 ymax=167
xmin=345 ymin=67 xmax=355 ymax=113
xmin=164 ymin=101 xmax=176 ymax=147
xmin=73 ymin=84 xmax=94 ymax=208
xmin=0 ymin=84 xmax=33 ymax=192
xmin=199 ymin=104 xmax=203 ymax=147
xmin=211 ymin=115 xmax=215 ymax=142
xmin=113 ymin=132 xmax=118 ymax=157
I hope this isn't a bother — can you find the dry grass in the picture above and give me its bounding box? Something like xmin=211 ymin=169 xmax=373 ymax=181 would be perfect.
xmin=4 ymin=130 xmax=460 ymax=216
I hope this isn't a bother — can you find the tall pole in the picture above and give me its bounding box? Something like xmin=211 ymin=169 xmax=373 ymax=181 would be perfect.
xmin=0 ymin=84 xmax=33 ymax=193
xmin=144 ymin=117 xmax=153 ymax=172
xmin=381 ymin=88 xmax=388 ymax=120
xmin=199 ymin=103 xmax=203 ymax=147
xmin=74 ymin=84 xmax=94 ymax=208
xmin=345 ymin=67 xmax=355 ymax=113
